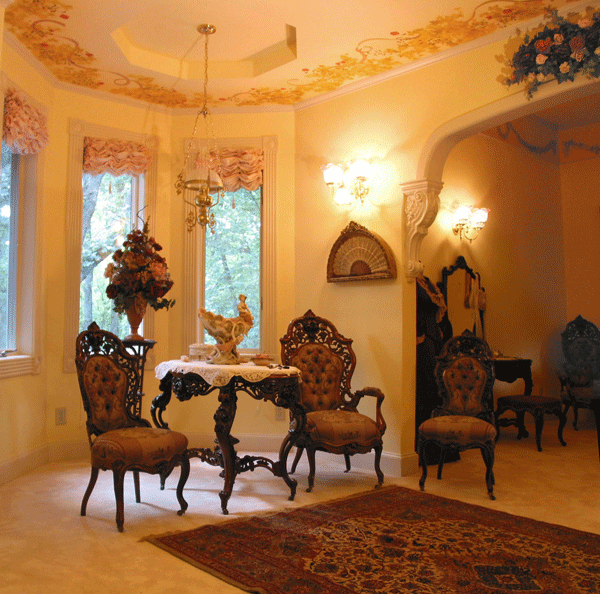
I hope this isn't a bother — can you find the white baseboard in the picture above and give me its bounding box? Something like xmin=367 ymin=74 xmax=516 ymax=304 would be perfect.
xmin=0 ymin=438 xmax=89 ymax=486
xmin=0 ymin=432 xmax=419 ymax=486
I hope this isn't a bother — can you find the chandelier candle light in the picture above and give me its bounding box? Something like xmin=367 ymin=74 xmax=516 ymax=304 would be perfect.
xmin=176 ymin=24 xmax=228 ymax=233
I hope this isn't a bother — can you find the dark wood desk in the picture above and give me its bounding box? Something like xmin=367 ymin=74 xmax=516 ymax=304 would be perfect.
xmin=151 ymin=360 xmax=305 ymax=515
xmin=492 ymin=357 xmax=533 ymax=395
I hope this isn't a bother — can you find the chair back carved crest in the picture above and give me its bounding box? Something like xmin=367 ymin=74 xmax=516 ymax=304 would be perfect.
xmin=280 ymin=309 xmax=357 ymax=413
xmin=76 ymin=322 xmax=149 ymax=441
xmin=561 ymin=315 xmax=600 ymax=382
xmin=434 ymin=331 xmax=495 ymax=425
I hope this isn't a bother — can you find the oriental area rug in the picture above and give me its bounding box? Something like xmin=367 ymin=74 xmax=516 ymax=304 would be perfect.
xmin=144 ymin=486 xmax=600 ymax=594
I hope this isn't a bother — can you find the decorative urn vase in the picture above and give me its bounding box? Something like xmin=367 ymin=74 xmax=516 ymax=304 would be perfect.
xmin=124 ymin=298 xmax=147 ymax=341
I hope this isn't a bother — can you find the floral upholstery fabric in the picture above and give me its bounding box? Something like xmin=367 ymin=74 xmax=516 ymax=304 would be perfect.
xmin=83 ymin=355 xmax=130 ymax=433
xmin=443 ymin=357 xmax=487 ymax=415
xmin=305 ymin=410 xmax=381 ymax=447
xmin=419 ymin=415 xmax=496 ymax=446
xmin=91 ymin=427 xmax=188 ymax=469
xmin=291 ymin=344 xmax=344 ymax=412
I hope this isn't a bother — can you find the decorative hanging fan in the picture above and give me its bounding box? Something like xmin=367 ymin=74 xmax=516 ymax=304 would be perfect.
xmin=327 ymin=221 xmax=396 ymax=282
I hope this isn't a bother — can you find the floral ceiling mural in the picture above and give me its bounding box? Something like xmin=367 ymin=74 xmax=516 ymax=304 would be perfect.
xmin=3 ymin=0 xmax=587 ymax=109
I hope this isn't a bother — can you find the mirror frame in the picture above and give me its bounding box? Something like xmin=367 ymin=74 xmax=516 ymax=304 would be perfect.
xmin=440 ymin=255 xmax=485 ymax=338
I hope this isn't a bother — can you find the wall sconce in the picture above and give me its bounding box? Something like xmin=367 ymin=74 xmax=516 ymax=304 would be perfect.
xmin=452 ymin=205 xmax=489 ymax=242
xmin=321 ymin=159 xmax=372 ymax=206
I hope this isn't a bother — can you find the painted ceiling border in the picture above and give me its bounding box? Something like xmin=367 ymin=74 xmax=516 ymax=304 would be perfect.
xmin=2 ymin=0 xmax=595 ymax=116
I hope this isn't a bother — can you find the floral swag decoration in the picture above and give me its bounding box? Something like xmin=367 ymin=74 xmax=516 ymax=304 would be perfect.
xmin=505 ymin=11 xmax=600 ymax=99
xmin=104 ymin=218 xmax=175 ymax=316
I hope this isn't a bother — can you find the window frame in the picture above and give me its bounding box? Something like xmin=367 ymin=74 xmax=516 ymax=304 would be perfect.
xmin=182 ymin=136 xmax=277 ymax=355
xmin=1 ymin=143 xmax=20 ymax=352
xmin=63 ymin=119 xmax=158 ymax=373
xmin=0 ymin=141 xmax=43 ymax=378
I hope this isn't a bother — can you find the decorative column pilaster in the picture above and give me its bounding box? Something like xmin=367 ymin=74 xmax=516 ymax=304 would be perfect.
xmin=401 ymin=179 xmax=443 ymax=279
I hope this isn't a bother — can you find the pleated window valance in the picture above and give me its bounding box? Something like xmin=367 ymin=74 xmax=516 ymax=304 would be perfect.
xmin=83 ymin=137 xmax=152 ymax=176
xmin=3 ymin=88 xmax=49 ymax=155
xmin=199 ymin=147 xmax=264 ymax=192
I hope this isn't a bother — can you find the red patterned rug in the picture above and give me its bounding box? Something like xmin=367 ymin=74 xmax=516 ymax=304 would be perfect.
xmin=144 ymin=485 xmax=600 ymax=593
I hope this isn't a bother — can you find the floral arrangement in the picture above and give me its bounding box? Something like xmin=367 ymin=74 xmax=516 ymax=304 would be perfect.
xmin=104 ymin=218 xmax=175 ymax=315
xmin=504 ymin=10 xmax=600 ymax=99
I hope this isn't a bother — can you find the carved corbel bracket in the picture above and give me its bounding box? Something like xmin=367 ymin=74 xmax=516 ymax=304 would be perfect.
xmin=401 ymin=179 xmax=443 ymax=279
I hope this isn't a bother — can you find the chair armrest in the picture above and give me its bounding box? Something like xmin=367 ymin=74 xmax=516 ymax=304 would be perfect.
xmin=354 ymin=387 xmax=386 ymax=435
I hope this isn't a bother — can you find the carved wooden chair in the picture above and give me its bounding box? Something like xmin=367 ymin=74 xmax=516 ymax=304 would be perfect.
xmin=417 ymin=331 xmax=497 ymax=499
xmin=280 ymin=310 xmax=386 ymax=492
xmin=75 ymin=322 xmax=190 ymax=532
xmin=560 ymin=315 xmax=600 ymax=429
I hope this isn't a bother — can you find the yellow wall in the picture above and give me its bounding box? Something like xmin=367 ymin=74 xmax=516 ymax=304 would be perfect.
xmin=560 ymin=156 xmax=600 ymax=326
xmin=422 ymin=133 xmax=567 ymax=400
xmin=2 ymin=21 xmax=598 ymax=480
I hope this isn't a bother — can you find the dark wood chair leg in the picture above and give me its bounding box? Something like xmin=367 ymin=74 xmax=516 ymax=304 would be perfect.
xmin=133 ymin=470 xmax=141 ymax=503
xmin=290 ymin=447 xmax=304 ymax=474
xmin=418 ymin=441 xmax=428 ymax=491
xmin=556 ymin=407 xmax=567 ymax=446
xmin=373 ymin=445 xmax=384 ymax=488
xmin=81 ymin=466 xmax=99 ymax=516
xmin=343 ymin=453 xmax=351 ymax=473
xmin=112 ymin=469 xmax=126 ymax=532
xmin=533 ymin=410 xmax=545 ymax=452
xmin=305 ymin=447 xmax=316 ymax=493
xmin=437 ymin=448 xmax=446 ymax=480
xmin=480 ymin=445 xmax=495 ymax=500
xmin=515 ymin=411 xmax=529 ymax=440
xmin=176 ymin=458 xmax=190 ymax=516
xmin=573 ymin=404 xmax=579 ymax=430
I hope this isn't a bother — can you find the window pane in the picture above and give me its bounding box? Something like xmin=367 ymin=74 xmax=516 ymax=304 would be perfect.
xmin=0 ymin=143 xmax=17 ymax=351
xmin=204 ymin=188 xmax=261 ymax=350
xmin=79 ymin=173 xmax=135 ymax=337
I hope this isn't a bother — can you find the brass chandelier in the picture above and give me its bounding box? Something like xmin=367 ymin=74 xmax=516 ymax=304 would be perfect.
xmin=176 ymin=24 xmax=225 ymax=233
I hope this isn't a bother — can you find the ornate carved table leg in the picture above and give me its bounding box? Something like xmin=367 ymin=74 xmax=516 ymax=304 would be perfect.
xmin=214 ymin=384 xmax=238 ymax=515
xmin=151 ymin=372 xmax=173 ymax=429
xmin=277 ymin=397 xmax=305 ymax=501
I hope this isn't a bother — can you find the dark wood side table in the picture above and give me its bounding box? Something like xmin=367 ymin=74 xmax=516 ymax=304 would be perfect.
xmin=122 ymin=337 xmax=156 ymax=416
xmin=152 ymin=360 xmax=305 ymax=515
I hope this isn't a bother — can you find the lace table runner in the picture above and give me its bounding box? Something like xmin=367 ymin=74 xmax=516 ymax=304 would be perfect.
xmin=155 ymin=360 xmax=300 ymax=387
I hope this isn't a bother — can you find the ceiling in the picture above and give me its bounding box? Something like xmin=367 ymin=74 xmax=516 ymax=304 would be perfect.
xmin=2 ymin=0 xmax=591 ymax=112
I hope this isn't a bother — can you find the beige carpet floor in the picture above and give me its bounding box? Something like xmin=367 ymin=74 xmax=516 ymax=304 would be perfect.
xmin=1 ymin=420 xmax=599 ymax=594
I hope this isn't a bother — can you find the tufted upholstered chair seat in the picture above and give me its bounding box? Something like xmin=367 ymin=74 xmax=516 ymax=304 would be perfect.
xmin=559 ymin=315 xmax=600 ymax=430
xmin=76 ymin=323 xmax=190 ymax=532
xmin=280 ymin=310 xmax=386 ymax=492
xmin=417 ymin=330 xmax=497 ymax=500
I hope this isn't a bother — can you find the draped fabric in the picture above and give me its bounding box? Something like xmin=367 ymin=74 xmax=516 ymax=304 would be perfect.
xmin=83 ymin=137 xmax=152 ymax=176
xmin=197 ymin=148 xmax=263 ymax=192
xmin=3 ymin=88 xmax=49 ymax=155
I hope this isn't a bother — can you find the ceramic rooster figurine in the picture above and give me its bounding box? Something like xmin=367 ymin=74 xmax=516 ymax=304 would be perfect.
xmin=199 ymin=294 xmax=254 ymax=365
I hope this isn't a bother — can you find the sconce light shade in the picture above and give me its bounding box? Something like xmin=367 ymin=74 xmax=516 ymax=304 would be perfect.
xmin=346 ymin=158 xmax=372 ymax=181
xmin=321 ymin=163 xmax=345 ymax=187
xmin=469 ymin=207 xmax=489 ymax=229
xmin=322 ymin=159 xmax=372 ymax=206
xmin=452 ymin=205 xmax=489 ymax=242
